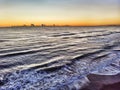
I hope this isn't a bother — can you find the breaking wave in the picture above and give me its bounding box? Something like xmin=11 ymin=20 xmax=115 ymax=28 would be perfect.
xmin=0 ymin=26 xmax=120 ymax=90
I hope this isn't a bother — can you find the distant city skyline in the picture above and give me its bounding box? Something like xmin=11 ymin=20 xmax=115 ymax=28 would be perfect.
xmin=0 ymin=0 xmax=120 ymax=27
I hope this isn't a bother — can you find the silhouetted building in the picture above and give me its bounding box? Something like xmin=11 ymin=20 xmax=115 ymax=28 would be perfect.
xmin=41 ymin=24 xmax=46 ymax=27
xmin=31 ymin=24 xmax=35 ymax=27
xmin=53 ymin=24 xmax=56 ymax=27
xmin=23 ymin=24 xmax=27 ymax=27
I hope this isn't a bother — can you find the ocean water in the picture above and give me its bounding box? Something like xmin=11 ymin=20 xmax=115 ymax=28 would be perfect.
xmin=0 ymin=26 xmax=120 ymax=89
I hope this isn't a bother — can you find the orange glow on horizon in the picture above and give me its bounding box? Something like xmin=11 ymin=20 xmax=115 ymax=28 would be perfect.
xmin=0 ymin=19 xmax=120 ymax=27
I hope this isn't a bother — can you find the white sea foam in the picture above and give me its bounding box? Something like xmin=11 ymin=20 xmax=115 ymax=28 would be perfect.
xmin=0 ymin=26 xmax=120 ymax=89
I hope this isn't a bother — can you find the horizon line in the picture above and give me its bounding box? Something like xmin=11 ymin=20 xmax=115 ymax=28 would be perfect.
xmin=0 ymin=24 xmax=120 ymax=28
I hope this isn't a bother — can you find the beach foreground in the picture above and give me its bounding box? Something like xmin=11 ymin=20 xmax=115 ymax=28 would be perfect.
xmin=0 ymin=26 xmax=120 ymax=90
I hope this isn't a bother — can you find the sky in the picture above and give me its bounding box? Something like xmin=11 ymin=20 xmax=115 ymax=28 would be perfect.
xmin=0 ymin=0 xmax=120 ymax=26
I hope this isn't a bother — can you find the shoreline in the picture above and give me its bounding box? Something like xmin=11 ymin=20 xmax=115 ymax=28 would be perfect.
xmin=0 ymin=49 xmax=120 ymax=90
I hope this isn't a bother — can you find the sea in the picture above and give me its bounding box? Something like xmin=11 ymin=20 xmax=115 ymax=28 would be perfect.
xmin=0 ymin=26 xmax=120 ymax=90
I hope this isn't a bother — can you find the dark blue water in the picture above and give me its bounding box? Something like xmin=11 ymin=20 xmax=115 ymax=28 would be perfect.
xmin=0 ymin=26 xmax=120 ymax=90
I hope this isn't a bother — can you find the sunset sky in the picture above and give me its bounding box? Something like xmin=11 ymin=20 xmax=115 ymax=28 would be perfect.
xmin=0 ymin=0 xmax=120 ymax=26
